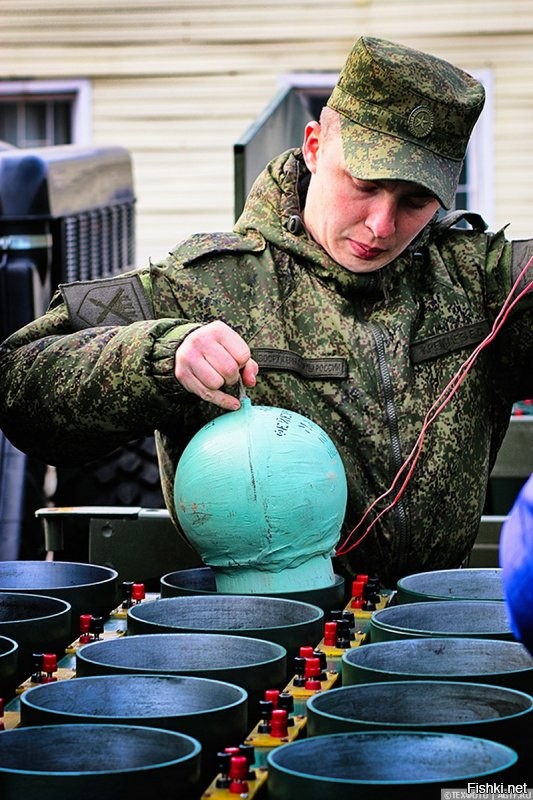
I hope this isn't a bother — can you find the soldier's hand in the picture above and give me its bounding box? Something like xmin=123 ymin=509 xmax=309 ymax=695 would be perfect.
xmin=174 ymin=320 xmax=258 ymax=410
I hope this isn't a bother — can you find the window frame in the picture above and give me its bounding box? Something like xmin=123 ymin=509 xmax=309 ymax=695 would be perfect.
xmin=0 ymin=78 xmax=92 ymax=147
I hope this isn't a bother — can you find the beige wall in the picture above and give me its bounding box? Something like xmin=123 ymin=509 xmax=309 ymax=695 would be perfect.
xmin=2 ymin=0 xmax=533 ymax=266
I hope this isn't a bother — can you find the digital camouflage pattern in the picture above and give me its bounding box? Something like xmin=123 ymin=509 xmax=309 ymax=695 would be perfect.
xmin=1 ymin=146 xmax=533 ymax=587
xmin=328 ymin=37 xmax=486 ymax=208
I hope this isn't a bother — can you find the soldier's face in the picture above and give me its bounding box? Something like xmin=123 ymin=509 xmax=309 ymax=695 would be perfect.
xmin=302 ymin=121 xmax=440 ymax=273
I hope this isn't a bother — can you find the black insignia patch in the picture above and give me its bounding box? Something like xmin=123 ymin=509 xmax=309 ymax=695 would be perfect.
xmin=253 ymin=347 xmax=347 ymax=379
xmin=61 ymin=275 xmax=152 ymax=330
xmin=411 ymin=320 xmax=490 ymax=364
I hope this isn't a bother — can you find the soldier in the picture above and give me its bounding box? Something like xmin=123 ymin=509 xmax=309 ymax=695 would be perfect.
xmin=1 ymin=36 xmax=532 ymax=587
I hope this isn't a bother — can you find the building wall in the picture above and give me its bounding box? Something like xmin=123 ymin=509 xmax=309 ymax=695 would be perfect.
xmin=1 ymin=0 xmax=533 ymax=266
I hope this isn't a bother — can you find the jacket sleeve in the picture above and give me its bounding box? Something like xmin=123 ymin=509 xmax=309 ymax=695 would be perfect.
xmin=487 ymin=234 xmax=533 ymax=399
xmin=0 ymin=270 xmax=200 ymax=466
xmin=435 ymin=224 xmax=533 ymax=400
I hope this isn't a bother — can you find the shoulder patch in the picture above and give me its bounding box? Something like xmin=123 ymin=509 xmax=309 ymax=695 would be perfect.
xmin=173 ymin=231 xmax=265 ymax=266
xmin=60 ymin=274 xmax=153 ymax=330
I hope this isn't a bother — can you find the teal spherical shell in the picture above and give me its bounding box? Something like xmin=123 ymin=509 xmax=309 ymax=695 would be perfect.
xmin=173 ymin=399 xmax=347 ymax=591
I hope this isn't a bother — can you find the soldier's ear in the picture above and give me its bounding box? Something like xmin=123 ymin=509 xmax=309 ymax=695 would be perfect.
xmin=302 ymin=121 xmax=322 ymax=174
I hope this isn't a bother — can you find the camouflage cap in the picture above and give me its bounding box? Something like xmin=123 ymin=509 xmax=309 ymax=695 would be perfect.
xmin=327 ymin=36 xmax=485 ymax=208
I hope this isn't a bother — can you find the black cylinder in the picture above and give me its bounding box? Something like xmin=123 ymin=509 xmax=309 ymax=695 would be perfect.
xmin=0 ymin=560 xmax=118 ymax=626
xmin=19 ymin=673 xmax=247 ymax=782
xmin=370 ymin=600 xmax=512 ymax=642
xmin=396 ymin=568 xmax=504 ymax=603
xmin=0 ymin=723 xmax=201 ymax=800
xmin=0 ymin=592 xmax=71 ymax=682
xmin=0 ymin=635 xmax=18 ymax=698
xmin=75 ymin=631 xmax=286 ymax=724
xmin=342 ymin=637 xmax=533 ymax=692
xmin=160 ymin=566 xmax=346 ymax=611
xmin=306 ymin=680 xmax=532 ymax=758
xmin=127 ymin=594 xmax=323 ymax=662
xmin=266 ymin=731 xmax=519 ymax=799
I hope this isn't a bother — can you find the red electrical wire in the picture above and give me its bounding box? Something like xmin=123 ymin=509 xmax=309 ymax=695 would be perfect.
xmin=336 ymin=257 xmax=533 ymax=557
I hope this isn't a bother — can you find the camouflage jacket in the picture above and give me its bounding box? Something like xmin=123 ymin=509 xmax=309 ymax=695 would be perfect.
xmin=1 ymin=148 xmax=532 ymax=586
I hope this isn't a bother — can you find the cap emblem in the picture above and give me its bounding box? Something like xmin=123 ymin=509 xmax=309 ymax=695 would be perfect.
xmin=407 ymin=106 xmax=434 ymax=138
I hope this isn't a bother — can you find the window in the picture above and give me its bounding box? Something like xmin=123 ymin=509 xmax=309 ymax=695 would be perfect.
xmin=0 ymin=79 xmax=92 ymax=148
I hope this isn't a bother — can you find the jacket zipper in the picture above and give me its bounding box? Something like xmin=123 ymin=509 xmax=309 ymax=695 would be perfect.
xmin=354 ymin=302 xmax=410 ymax=569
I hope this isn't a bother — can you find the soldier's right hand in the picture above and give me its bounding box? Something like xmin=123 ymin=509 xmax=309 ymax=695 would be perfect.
xmin=174 ymin=320 xmax=258 ymax=410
